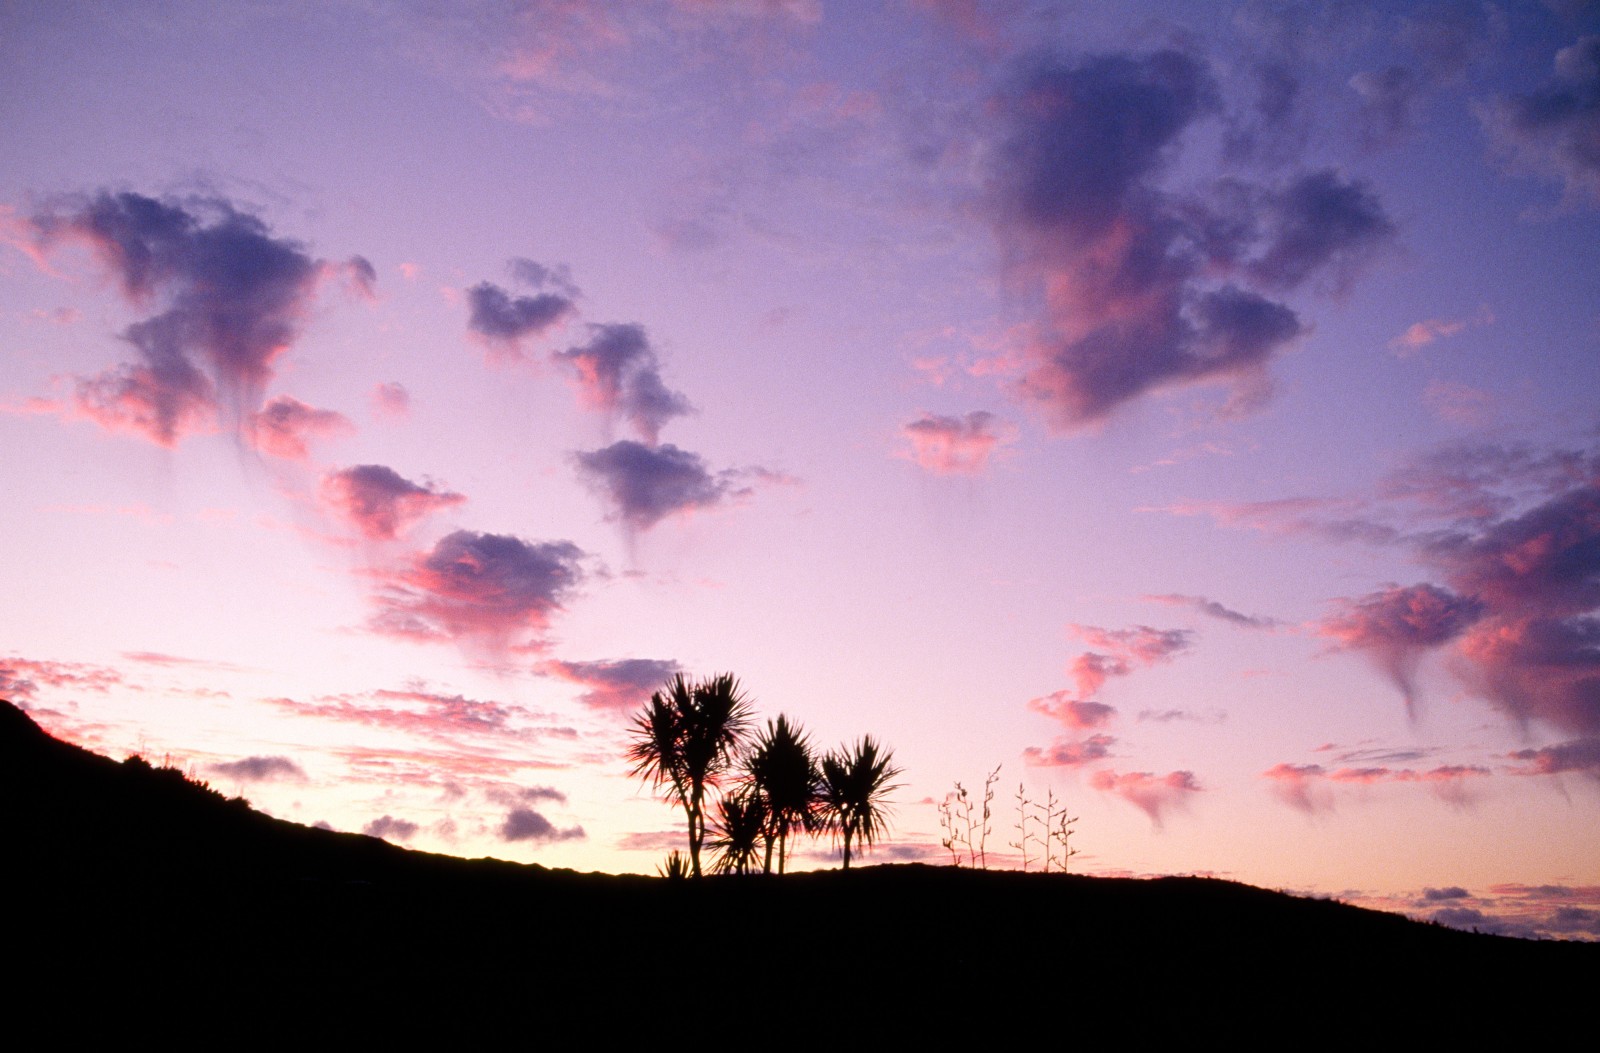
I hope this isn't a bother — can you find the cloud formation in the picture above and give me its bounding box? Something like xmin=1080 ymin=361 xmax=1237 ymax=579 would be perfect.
xmin=540 ymin=657 xmax=683 ymax=711
xmin=1506 ymin=738 xmax=1600 ymax=781
xmin=23 ymin=191 xmax=328 ymax=445
xmin=209 ymin=755 xmax=307 ymax=783
xmin=367 ymin=530 xmax=585 ymax=647
xmin=248 ymin=396 xmax=352 ymax=461
xmin=901 ymin=411 xmax=1014 ymax=475
xmin=363 ymin=814 xmax=419 ymax=841
xmin=1145 ymin=593 xmax=1277 ymax=629
xmin=1059 ymin=624 xmax=1193 ymax=702
xmin=1024 ymin=733 xmax=1116 ymax=767
xmin=500 ymin=808 xmax=586 ymax=843
xmin=557 ymin=323 xmax=692 ymax=443
xmin=322 ymin=464 xmax=466 ymax=541
xmin=1320 ymin=583 xmax=1484 ymax=714
xmin=1482 ymin=35 xmax=1600 ymax=206
xmin=466 ymin=259 xmax=578 ymax=359
xmin=986 ymin=50 xmax=1392 ymax=429
xmin=371 ymin=382 xmax=410 ymax=419
xmin=574 ymin=441 xmax=735 ymax=531
xmin=1089 ymin=769 xmax=1201 ymax=828
xmin=1263 ymin=761 xmax=1491 ymax=813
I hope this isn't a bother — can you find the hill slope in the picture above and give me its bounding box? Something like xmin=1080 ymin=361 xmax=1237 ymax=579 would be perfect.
xmin=3 ymin=700 xmax=1588 ymax=1035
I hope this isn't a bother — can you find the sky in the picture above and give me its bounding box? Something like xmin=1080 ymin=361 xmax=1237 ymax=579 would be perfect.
xmin=2 ymin=0 xmax=1598 ymax=939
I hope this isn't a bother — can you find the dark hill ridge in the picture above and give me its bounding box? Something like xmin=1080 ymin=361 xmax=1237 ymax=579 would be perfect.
xmin=3 ymin=700 xmax=1589 ymax=1036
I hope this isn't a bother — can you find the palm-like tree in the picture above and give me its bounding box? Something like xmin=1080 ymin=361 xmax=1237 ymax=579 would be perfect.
xmin=819 ymin=736 xmax=903 ymax=870
xmin=746 ymin=714 xmax=819 ymax=874
xmin=628 ymin=673 xmax=753 ymax=878
xmin=710 ymin=792 xmax=767 ymax=875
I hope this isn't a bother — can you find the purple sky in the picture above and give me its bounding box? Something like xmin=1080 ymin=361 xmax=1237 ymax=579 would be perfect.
xmin=2 ymin=1 xmax=1598 ymax=939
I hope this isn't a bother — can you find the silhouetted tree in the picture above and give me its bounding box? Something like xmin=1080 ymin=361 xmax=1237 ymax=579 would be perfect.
xmin=710 ymin=792 xmax=766 ymax=875
xmin=819 ymin=736 xmax=902 ymax=870
xmin=746 ymin=714 xmax=819 ymax=874
xmin=628 ymin=673 xmax=753 ymax=878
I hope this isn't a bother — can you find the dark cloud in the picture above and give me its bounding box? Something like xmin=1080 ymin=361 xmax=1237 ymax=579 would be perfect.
xmin=500 ymin=808 xmax=585 ymax=843
xmin=901 ymin=411 xmax=1014 ymax=475
xmin=574 ymin=440 xmax=734 ymax=531
xmin=1145 ymin=593 xmax=1277 ymax=629
xmin=986 ymin=50 xmax=1393 ymax=429
xmin=248 ymin=395 xmax=352 ymax=461
xmin=1420 ymin=886 xmax=1471 ymax=902
xmin=1089 ymin=769 xmax=1201 ymax=828
xmin=1427 ymin=483 xmax=1600 ymax=614
xmin=362 ymin=815 xmax=419 ymax=841
xmin=25 ymin=191 xmax=327 ymax=445
xmin=1410 ymin=478 xmax=1600 ymax=735
xmin=1482 ymin=35 xmax=1600 ymax=206
xmin=209 ymin=755 xmax=307 ymax=783
xmin=1242 ymin=169 xmax=1394 ymax=292
xmin=466 ymin=276 xmax=576 ymax=359
xmin=367 ymin=530 xmax=585 ymax=647
xmin=991 ymin=50 xmax=1217 ymax=240
xmin=540 ymin=657 xmax=682 ymax=711
xmin=487 ymin=785 xmax=568 ymax=806
xmin=508 ymin=257 xmax=579 ymax=297
xmin=1320 ymin=583 xmax=1485 ymax=714
xmin=1507 ymin=737 xmax=1600 ymax=780
xmin=556 ymin=323 xmax=692 ymax=444
xmin=322 ymin=464 xmax=466 ymax=541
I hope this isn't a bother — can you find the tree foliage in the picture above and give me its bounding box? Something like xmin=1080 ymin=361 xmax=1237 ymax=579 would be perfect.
xmin=627 ymin=673 xmax=753 ymax=878
xmin=630 ymin=674 xmax=900 ymax=877
xmin=819 ymin=736 xmax=903 ymax=870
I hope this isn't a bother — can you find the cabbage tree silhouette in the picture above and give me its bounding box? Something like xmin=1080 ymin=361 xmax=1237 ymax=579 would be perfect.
xmin=819 ymin=736 xmax=902 ymax=870
xmin=746 ymin=714 xmax=819 ymax=874
xmin=710 ymin=793 xmax=766 ymax=875
xmin=628 ymin=673 xmax=753 ymax=878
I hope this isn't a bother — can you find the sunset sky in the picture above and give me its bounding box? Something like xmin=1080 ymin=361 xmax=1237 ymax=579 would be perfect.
xmin=3 ymin=0 xmax=1597 ymax=938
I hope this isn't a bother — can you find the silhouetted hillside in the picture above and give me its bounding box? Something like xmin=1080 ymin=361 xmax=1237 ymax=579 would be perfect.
xmin=3 ymin=700 xmax=1588 ymax=1037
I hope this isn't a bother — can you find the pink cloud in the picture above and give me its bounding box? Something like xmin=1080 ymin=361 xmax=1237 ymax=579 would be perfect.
xmin=1263 ymin=760 xmax=1491 ymax=812
xmin=1063 ymin=624 xmax=1193 ymax=699
xmin=1262 ymin=762 xmax=1331 ymax=813
xmin=539 ymin=657 xmax=682 ymax=711
xmin=0 ymin=657 xmax=124 ymax=701
xmin=901 ymin=411 xmax=1014 ymax=475
xmin=249 ymin=395 xmax=353 ymax=461
xmin=365 ymin=530 xmax=585 ymax=649
xmin=1388 ymin=317 xmax=1466 ymax=353
xmin=322 ymin=464 xmax=466 ymax=541
xmin=371 ymin=382 xmax=410 ymax=419
xmin=556 ymin=323 xmax=691 ymax=444
xmin=1506 ymin=738 xmax=1600 ymax=781
xmin=1023 ymin=733 xmax=1116 ymax=767
xmin=1319 ymin=583 xmax=1484 ymax=714
xmin=22 ymin=191 xmax=337 ymax=446
xmin=1090 ymin=769 xmax=1201 ymax=828
xmin=1026 ymin=693 xmax=1116 ymax=730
